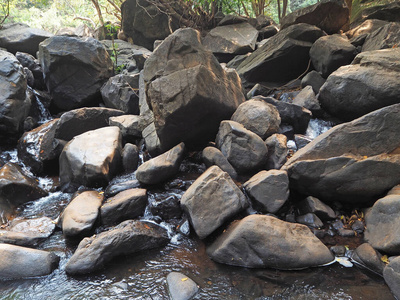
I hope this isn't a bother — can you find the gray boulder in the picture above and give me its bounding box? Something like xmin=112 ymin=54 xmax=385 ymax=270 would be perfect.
xmin=383 ymin=256 xmax=400 ymax=299
xmin=231 ymin=99 xmax=281 ymax=139
xmin=216 ymin=120 xmax=268 ymax=174
xmin=319 ymin=48 xmax=400 ymax=121
xmin=181 ymin=166 xmax=248 ymax=239
xmin=265 ymin=134 xmax=288 ymax=170
xmin=167 ymin=272 xmax=199 ymax=300
xmin=65 ymin=220 xmax=169 ymax=275
xmin=105 ymin=179 xmax=141 ymax=198
xmin=202 ymin=146 xmax=238 ymax=180
xmin=292 ymin=86 xmax=322 ymax=117
xmin=0 ymin=244 xmax=59 ymax=279
xmin=136 ymin=143 xmax=185 ymax=185
xmin=296 ymin=213 xmax=323 ymax=229
xmin=301 ymin=71 xmax=326 ymax=94
xmin=38 ymin=36 xmax=113 ymax=110
xmin=109 ymin=115 xmax=143 ymax=141
xmin=122 ymin=143 xmax=139 ymax=173
xmin=207 ymin=214 xmax=334 ymax=269
xmin=298 ymin=196 xmax=336 ymax=220
xmin=351 ymin=243 xmax=385 ymax=275
xmin=244 ymin=170 xmax=289 ymax=213
xmin=100 ymin=188 xmax=147 ymax=226
xmin=362 ymin=22 xmax=400 ymax=52
xmin=59 ymin=126 xmax=122 ymax=188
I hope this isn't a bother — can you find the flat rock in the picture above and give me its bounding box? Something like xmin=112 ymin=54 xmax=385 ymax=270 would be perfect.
xmin=167 ymin=272 xmax=199 ymax=300
xmin=109 ymin=115 xmax=143 ymax=141
xmin=362 ymin=22 xmax=400 ymax=52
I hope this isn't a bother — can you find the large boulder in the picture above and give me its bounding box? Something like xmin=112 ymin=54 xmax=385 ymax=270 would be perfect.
xmin=319 ymin=48 xmax=400 ymax=121
xmin=283 ymin=103 xmax=400 ymax=203
xmin=0 ymin=244 xmax=59 ymax=279
xmin=65 ymin=220 xmax=169 ymax=275
xmin=383 ymin=256 xmax=400 ymax=299
xmin=0 ymin=50 xmax=31 ymax=138
xmin=362 ymin=22 xmax=400 ymax=52
xmin=216 ymin=120 xmax=268 ymax=174
xmin=181 ymin=166 xmax=248 ymax=239
xmin=236 ymin=24 xmax=325 ymax=84
xmin=0 ymin=23 xmax=52 ymax=56
xmin=352 ymin=1 xmax=400 ymax=25
xmin=280 ymin=0 xmax=349 ymax=34
xmin=59 ymin=126 xmax=122 ymax=188
xmin=207 ymin=215 xmax=334 ymax=269
xmin=143 ymin=28 xmax=245 ymax=152
xmin=38 ymin=36 xmax=113 ymax=111
xmin=346 ymin=19 xmax=389 ymax=39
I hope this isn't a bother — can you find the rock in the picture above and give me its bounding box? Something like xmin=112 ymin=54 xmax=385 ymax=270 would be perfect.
xmin=301 ymin=71 xmax=326 ymax=94
xmin=364 ymin=194 xmax=400 ymax=255
xmin=236 ymin=23 xmax=325 ymax=84
xmin=351 ymin=219 xmax=365 ymax=234
xmin=0 ymin=50 xmax=31 ymax=138
xmin=100 ymin=73 xmax=140 ymax=114
xmin=65 ymin=220 xmax=169 ymax=275
xmin=284 ymin=103 xmax=400 ymax=203
xmin=105 ymin=179 xmax=141 ymax=198
xmin=351 ymin=243 xmax=385 ymax=275
xmin=265 ymin=134 xmax=288 ymax=170
xmin=298 ymin=196 xmax=336 ymax=220
xmin=294 ymin=134 xmax=312 ymax=150
xmin=59 ymin=126 xmax=122 ymax=188
xmin=143 ymin=28 xmax=245 ymax=152
xmin=0 ymin=244 xmax=59 ymax=279
xmin=202 ymin=146 xmax=238 ymax=180
xmin=218 ymin=15 xmax=249 ymax=26
xmin=207 ymin=214 xmax=334 ymax=269
xmin=362 ymin=22 xmax=400 ymax=52
xmin=100 ymin=188 xmax=147 ymax=226
xmin=296 ymin=213 xmax=324 ymax=229
xmin=149 ymin=194 xmax=182 ymax=220
xmin=122 ymin=143 xmax=139 ymax=173
xmin=383 ymin=256 xmax=400 ymax=299
xmin=0 ymin=23 xmax=52 ymax=56
xmin=258 ymin=25 xmax=279 ymax=40
xmin=136 ymin=143 xmax=185 ymax=185
xmin=55 ymin=107 xmax=125 ymax=141
xmin=388 ymin=185 xmax=400 ymax=196
xmin=38 ymin=36 xmax=113 ymax=111
xmin=56 ymin=24 xmax=95 ymax=38
xmin=15 ymin=52 xmax=45 ymax=90
xmin=352 ymin=1 xmax=400 ymax=25
xmin=226 ymin=53 xmax=251 ymax=69
xmin=280 ymin=0 xmax=349 ymax=34
xmin=310 ymin=34 xmax=356 ymax=78
xmin=216 ymin=120 xmax=268 ymax=174
xmin=61 ymin=191 xmax=103 ymax=238
xmin=246 ymin=83 xmax=274 ymax=99
xmin=318 ymin=48 xmax=400 ymax=121
xmin=167 ymin=272 xmax=199 ymax=300
xmin=292 ymin=86 xmax=322 ymax=117
xmin=231 ymin=99 xmax=281 ymax=139
xmin=181 ymin=166 xmax=248 ymax=239
xmin=244 ymin=170 xmax=289 ymax=213
xmin=203 ymin=22 xmax=258 ymax=55
xmin=109 ymin=115 xmax=143 ymax=141
xmin=346 ymin=19 xmax=389 ymax=39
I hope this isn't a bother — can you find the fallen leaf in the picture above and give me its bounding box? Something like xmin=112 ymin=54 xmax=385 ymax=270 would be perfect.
xmin=181 ymin=278 xmax=188 ymax=282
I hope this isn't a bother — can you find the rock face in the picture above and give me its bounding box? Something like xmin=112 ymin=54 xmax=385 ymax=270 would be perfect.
xmin=143 ymin=28 xmax=245 ymax=152
xmin=181 ymin=166 xmax=248 ymax=239
xmin=38 ymin=36 xmax=113 ymax=111
xmin=319 ymin=48 xmax=400 ymax=121
xmin=362 ymin=22 xmax=400 ymax=52
xmin=236 ymin=24 xmax=325 ymax=84
xmin=203 ymin=22 xmax=259 ymax=55
xmin=0 ymin=244 xmax=59 ymax=279
xmin=59 ymin=126 xmax=122 ymax=188
xmin=383 ymin=256 xmax=400 ymax=299
xmin=0 ymin=23 xmax=52 ymax=56
xmin=136 ymin=143 xmax=185 ymax=185
xmin=280 ymin=0 xmax=349 ymax=34
xmin=284 ymin=103 xmax=400 ymax=203
xmin=231 ymin=99 xmax=281 ymax=140
xmin=61 ymin=191 xmax=103 ymax=239
xmin=65 ymin=220 xmax=169 ymax=275
xmin=0 ymin=50 xmax=31 ymax=138
xmin=207 ymin=215 xmax=334 ymax=269
xmin=216 ymin=121 xmax=268 ymax=174
xmin=167 ymin=272 xmax=199 ymax=300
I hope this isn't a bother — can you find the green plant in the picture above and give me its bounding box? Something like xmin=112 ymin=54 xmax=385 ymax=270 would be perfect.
xmin=0 ymin=0 xmax=10 ymax=28
xmin=105 ymin=22 xmax=122 ymax=74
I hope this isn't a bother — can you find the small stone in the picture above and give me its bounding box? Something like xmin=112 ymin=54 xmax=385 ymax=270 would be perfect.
xmin=167 ymin=272 xmax=199 ymax=300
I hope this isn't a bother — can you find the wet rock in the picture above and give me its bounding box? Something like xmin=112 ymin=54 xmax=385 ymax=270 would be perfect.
xmin=122 ymin=143 xmax=139 ymax=173
xmin=351 ymin=220 xmax=365 ymax=234
xmin=136 ymin=143 xmax=185 ymax=185
xmin=15 ymin=52 xmax=45 ymax=90
xmin=109 ymin=115 xmax=143 ymax=142
xmin=65 ymin=220 xmax=169 ymax=275
xmin=202 ymin=146 xmax=238 ymax=180
xmin=0 ymin=23 xmax=52 ymax=56
xmin=236 ymin=23 xmax=325 ymax=84
xmin=0 ymin=244 xmax=59 ymax=279
xmin=0 ymin=50 xmax=31 ymax=138
xmin=351 ymin=243 xmax=385 ymax=275
xmin=362 ymin=22 xmax=400 ymax=52
xmin=207 ymin=215 xmax=334 ymax=269
xmin=301 ymin=71 xmax=326 ymax=94
xmin=143 ymin=28 xmax=244 ymax=152
xmin=244 ymin=170 xmax=289 ymax=214
xmin=100 ymin=188 xmax=147 ymax=226
xmin=296 ymin=213 xmax=323 ymax=229
xmin=181 ymin=166 xmax=248 ymax=239
xmin=319 ymin=48 xmax=400 ymax=121
xmin=292 ymin=86 xmax=322 ymax=117
xmin=38 ymin=35 xmax=113 ymax=110
xmin=231 ymin=99 xmax=281 ymax=140
xmin=298 ymin=196 xmax=336 ymax=220
xmin=61 ymin=191 xmax=103 ymax=239
xmin=105 ymin=179 xmax=141 ymax=198
xmin=167 ymin=272 xmax=199 ymax=300
xmin=346 ymin=19 xmax=389 ymax=39
xmin=59 ymin=126 xmax=123 ymax=188
xmin=216 ymin=120 xmax=268 ymax=174
xmin=383 ymin=256 xmax=400 ymax=299
xmin=265 ymin=134 xmax=288 ymax=170
xmin=203 ymin=22 xmax=258 ymax=55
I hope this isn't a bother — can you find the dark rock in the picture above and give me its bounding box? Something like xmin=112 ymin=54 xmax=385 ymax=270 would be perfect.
xmin=15 ymin=52 xmax=45 ymax=90
xmin=149 ymin=194 xmax=182 ymax=220
xmin=337 ymin=228 xmax=355 ymax=237
xmin=301 ymin=71 xmax=326 ymax=94
xmin=362 ymin=22 xmax=400 ymax=52
xmin=296 ymin=213 xmax=324 ymax=229
xmin=207 ymin=214 xmax=334 ymax=269
xmin=351 ymin=243 xmax=385 ymax=275
xmin=330 ymin=245 xmax=346 ymax=256
xmin=101 ymin=188 xmax=147 ymax=226
xmin=202 ymin=146 xmax=238 ymax=180
xmin=258 ymin=25 xmax=279 ymax=40
xmin=351 ymin=220 xmax=364 ymax=234
xmin=109 ymin=115 xmax=143 ymax=141
xmin=246 ymin=83 xmax=274 ymax=99
xmin=294 ymin=134 xmax=312 ymax=150
xmin=293 ymin=86 xmax=322 ymax=117
xmin=383 ymin=256 xmax=400 ymax=299
xmin=265 ymin=134 xmax=288 ymax=170
xmin=167 ymin=272 xmax=199 ymax=300
xmin=226 ymin=53 xmax=251 ymax=69
xmin=38 ymin=36 xmax=113 ymax=111
xmin=122 ymin=143 xmax=139 ymax=173
xmin=331 ymin=219 xmax=344 ymax=231
xmin=65 ymin=220 xmax=169 ymax=275
xmin=352 ymin=1 xmax=400 ymax=25
xmin=181 ymin=166 xmax=247 ymax=239
xmin=346 ymin=19 xmax=389 ymax=39
xmin=105 ymin=179 xmax=141 ymax=198
xmin=298 ymin=196 xmax=336 ymax=220
xmin=218 ymin=15 xmax=249 ymax=26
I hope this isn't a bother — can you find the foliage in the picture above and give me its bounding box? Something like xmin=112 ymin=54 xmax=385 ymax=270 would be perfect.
xmin=0 ymin=0 xmax=10 ymax=28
